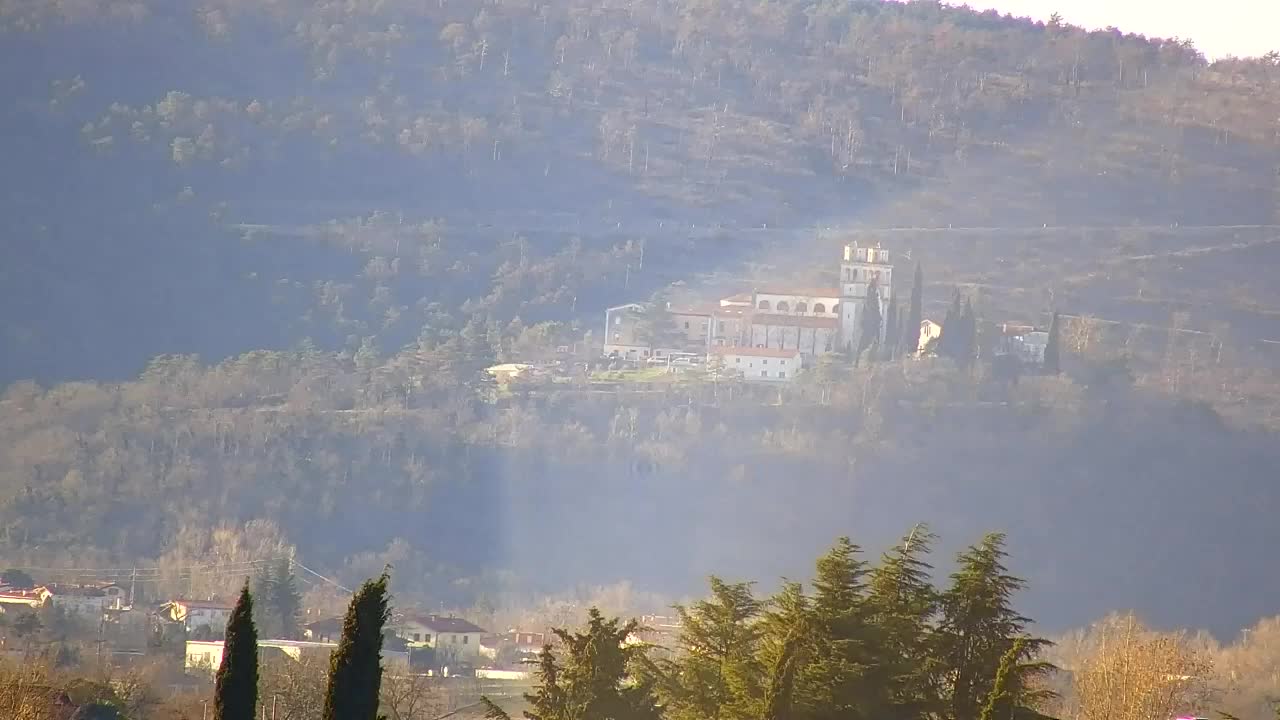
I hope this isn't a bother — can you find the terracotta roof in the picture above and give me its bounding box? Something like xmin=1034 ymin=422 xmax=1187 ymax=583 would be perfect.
xmin=755 ymin=288 xmax=841 ymax=298
xmin=750 ymin=313 xmax=839 ymax=329
xmin=400 ymin=613 xmax=487 ymax=634
xmin=711 ymin=346 xmax=802 ymax=359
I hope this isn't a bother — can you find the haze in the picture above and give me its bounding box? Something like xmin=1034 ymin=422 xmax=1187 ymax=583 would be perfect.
xmin=965 ymin=0 xmax=1277 ymax=59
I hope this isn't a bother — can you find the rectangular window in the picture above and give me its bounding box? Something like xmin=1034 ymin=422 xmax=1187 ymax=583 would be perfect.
xmin=778 ymin=371 xmax=786 ymax=378
xmin=464 ymin=635 xmax=469 ymax=644
xmin=762 ymin=359 xmax=769 ymax=364
xmin=718 ymin=321 xmax=725 ymax=332
xmin=413 ymin=633 xmax=421 ymax=642
xmin=453 ymin=635 xmax=459 ymax=644
xmin=684 ymin=322 xmax=690 ymax=329
xmin=761 ymin=371 xmax=768 ymax=377
xmin=425 ymin=634 xmax=432 ymax=643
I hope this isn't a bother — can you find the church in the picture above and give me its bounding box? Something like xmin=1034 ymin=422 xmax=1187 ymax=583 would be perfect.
xmin=603 ymin=242 xmax=895 ymax=367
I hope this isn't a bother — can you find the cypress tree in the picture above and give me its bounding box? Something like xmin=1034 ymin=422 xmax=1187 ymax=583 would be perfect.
xmin=214 ymin=582 xmax=258 ymax=720
xmin=959 ymin=298 xmax=978 ymax=367
xmin=883 ymin=294 xmax=900 ymax=361
xmin=978 ymin=638 xmax=1027 ymax=720
xmin=904 ymin=263 xmax=924 ymax=356
xmin=937 ymin=290 xmax=962 ymax=360
xmin=324 ymin=573 xmax=391 ymax=720
xmin=1043 ymin=313 xmax=1061 ymax=375
xmin=857 ymin=279 xmax=883 ymax=361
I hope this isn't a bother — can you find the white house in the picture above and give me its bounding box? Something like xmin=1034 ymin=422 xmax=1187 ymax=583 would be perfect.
xmin=185 ymin=638 xmax=409 ymax=672
xmin=710 ymin=346 xmax=802 ymax=382
xmin=389 ymin=614 xmax=487 ymax=661
xmin=919 ymin=319 xmax=943 ymax=353
xmin=163 ymin=599 xmax=235 ymax=635
xmin=40 ymin=584 xmax=125 ymax=619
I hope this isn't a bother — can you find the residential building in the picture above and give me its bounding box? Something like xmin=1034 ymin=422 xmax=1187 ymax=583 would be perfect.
xmin=389 ymin=614 xmax=487 ymax=661
xmin=711 ymin=346 xmax=802 ymax=382
xmin=302 ymin=616 xmax=343 ymax=644
xmin=0 ymin=589 xmax=44 ymax=610
xmin=481 ymin=629 xmax=548 ymax=665
xmin=919 ymin=319 xmax=943 ymax=353
xmin=162 ymin=599 xmax=235 ymax=636
xmin=39 ymin=584 xmax=125 ymax=619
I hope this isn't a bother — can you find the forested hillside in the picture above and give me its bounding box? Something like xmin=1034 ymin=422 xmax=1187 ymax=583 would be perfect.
xmin=4 ymin=0 xmax=1280 ymax=637
xmin=3 ymin=0 xmax=1280 ymax=383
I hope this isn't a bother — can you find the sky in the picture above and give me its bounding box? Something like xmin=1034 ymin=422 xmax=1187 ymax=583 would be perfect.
xmin=960 ymin=0 xmax=1277 ymax=60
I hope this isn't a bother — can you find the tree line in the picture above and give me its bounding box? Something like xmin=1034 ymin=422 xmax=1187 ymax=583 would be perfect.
xmin=483 ymin=529 xmax=1059 ymax=720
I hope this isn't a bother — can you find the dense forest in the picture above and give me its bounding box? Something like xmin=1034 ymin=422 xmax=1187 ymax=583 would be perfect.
xmin=4 ymin=0 xmax=1280 ymax=653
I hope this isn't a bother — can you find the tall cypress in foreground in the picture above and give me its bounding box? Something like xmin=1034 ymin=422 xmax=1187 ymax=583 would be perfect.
xmin=324 ymin=573 xmax=391 ymax=720
xmin=904 ymin=263 xmax=924 ymax=356
xmin=1043 ymin=313 xmax=1061 ymax=375
xmin=215 ymin=582 xmax=258 ymax=720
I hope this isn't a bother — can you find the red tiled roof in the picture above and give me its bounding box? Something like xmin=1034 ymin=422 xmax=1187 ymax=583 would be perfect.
xmin=400 ymin=613 xmax=487 ymax=634
xmin=751 ymin=313 xmax=839 ymax=329
xmin=711 ymin=346 xmax=801 ymax=359
xmin=755 ymin=288 xmax=841 ymax=298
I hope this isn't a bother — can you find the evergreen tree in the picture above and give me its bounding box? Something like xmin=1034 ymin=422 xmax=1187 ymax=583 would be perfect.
xmin=903 ymin=263 xmax=924 ymax=357
xmin=936 ymin=535 xmax=1053 ymax=720
xmin=958 ymin=299 xmax=978 ymax=367
xmin=1043 ymin=313 xmax=1061 ymax=375
xmin=978 ymin=638 xmax=1026 ymax=720
xmin=214 ymin=582 xmax=258 ymax=720
xmin=487 ymin=608 xmax=661 ymax=720
xmin=755 ymin=582 xmax=812 ymax=719
xmin=883 ymin=294 xmax=900 ymax=361
xmin=806 ymin=538 xmax=878 ymax=720
xmin=857 ymin=280 xmax=883 ymax=361
xmin=659 ymin=578 xmax=763 ymax=720
xmin=251 ymin=564 xmax=279 ymax=639
xmin=270 ymin=558 xmax=302 ymax=640
xmin=324 ymin=573 xmax=391 ymax=720
xmin=865 ymin=525 xmax=941 ymax=720
xmin=937 ymin=291 xmax=962 ymax=360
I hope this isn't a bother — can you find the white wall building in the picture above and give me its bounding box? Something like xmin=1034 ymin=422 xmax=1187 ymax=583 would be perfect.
xmin=711 ymin=346 xmax=802 ymax=382
xmin=746 ymin=314 xmax=839 ymax=360
xmin=390 ymin=614 xmax=487 ymax=661
xmin=164 ymin=599 xmax=234 ymax=635
xmin=185 ymin=638 xmax=411 ymax=673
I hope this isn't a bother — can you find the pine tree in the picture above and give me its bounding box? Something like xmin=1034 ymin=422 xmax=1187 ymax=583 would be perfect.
xmin=324 ymin=573 xmax=391 ymax=720
xmin=215 ymin=582 xmax=258 ymax=720
xmin=1043 ymin=313 xmax=1061 ymax=375
xmin=659 ymin=578 xmax=763 ymax=720
xmin=936 ymin=535 xmax=1054 ymax=720
xmin=807 ymin=538 xmax=877 ymax=720
xmin=493 ymin=608 xmax=662 ymax=720
xmin=857 ymin=279 xmax=883 ymax=361
xmin=866 ymin=525 xmax=941 ymax=720
xmin=904 ymin=263 xmax=924 ymax=357
xmin=755 ymin=582 xmax=812 ymax=718
xmin=761 ymin=624 xmax=806 ymax=720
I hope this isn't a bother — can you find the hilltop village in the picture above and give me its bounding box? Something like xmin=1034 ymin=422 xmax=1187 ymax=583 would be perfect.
xmin=596 ymin=242 xmax=1051 ymax=383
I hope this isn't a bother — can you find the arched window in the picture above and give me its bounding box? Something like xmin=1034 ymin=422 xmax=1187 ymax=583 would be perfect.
xmin=830 ymin=303 xmax=839 ymax=314
xmin=796 ymin=302 xmax=808 ymax=314
xmin=813 ymin=303 xmax=826 ymax=314
xmin=758 ymin=300 xmax=771 ymax=311
xmin=776 ymin=301 xmax=790 ymax=312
